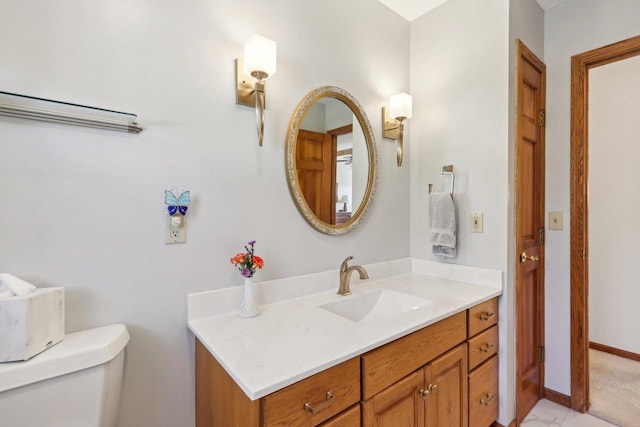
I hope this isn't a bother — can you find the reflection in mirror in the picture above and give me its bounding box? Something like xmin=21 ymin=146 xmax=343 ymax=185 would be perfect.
xmin=286 ymin=86 xmax=377 ymax=235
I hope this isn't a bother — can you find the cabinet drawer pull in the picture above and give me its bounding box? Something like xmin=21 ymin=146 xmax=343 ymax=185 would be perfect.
xmin=480 ymin=393 xmax=496 ymax=405
xmin=303 ymin=391 xmax=335 ymax=414
xmin=480 ymin=342 xmax=495 ymax=352
xmin=419 ymin=389 xmax=429 ymax=399
xmin=428 ymin=383 xmax=438 ymax=393
xmin=479 ymin=312 xmax=495 ymax=321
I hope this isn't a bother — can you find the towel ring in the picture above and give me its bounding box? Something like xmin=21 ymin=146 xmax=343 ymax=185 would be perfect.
xmin=428 ymin=165 xmax=455 ymax=195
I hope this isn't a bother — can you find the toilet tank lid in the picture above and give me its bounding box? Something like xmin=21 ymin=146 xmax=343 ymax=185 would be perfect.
xmin=0 ymin=323 xmax=130 ymax=393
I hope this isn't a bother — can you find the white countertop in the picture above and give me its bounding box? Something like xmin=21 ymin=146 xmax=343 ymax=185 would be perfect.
xmin=187 ymin=258 xmax=502 ymax=400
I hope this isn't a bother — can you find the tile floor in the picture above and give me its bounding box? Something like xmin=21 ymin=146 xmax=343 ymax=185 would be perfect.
xmin=523 ymin=399 xmax=617 ymax=426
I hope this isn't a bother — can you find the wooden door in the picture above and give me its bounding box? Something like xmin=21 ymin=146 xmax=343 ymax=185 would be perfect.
xmin=362 ymin=370 xmax=425 ymax=427
xmin=296 ymin=129 xmax=336 ymax=224
xmin=515 ymin=40 xmax=546 ymax=424
xmin=424 ymin=344 xmax=468 ymax=427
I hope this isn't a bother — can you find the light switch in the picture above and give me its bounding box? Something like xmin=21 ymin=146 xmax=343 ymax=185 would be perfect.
xmin=470 ymin=212 xmax=483 ymax=233
xmin=549 ymin=211 xmax=563 ymax=230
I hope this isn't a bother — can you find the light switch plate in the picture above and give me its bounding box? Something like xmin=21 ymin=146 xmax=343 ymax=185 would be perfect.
xmin=470 ymin=212 xmax=483 ymax=233
xmin=549 ymin=211 xmax=563 ymax=230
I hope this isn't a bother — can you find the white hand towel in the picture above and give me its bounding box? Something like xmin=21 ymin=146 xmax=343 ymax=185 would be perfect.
xmin=0 ymin=273 xmax=36 ymax=296
xmin=429 ymin=192 xmax=457 ymax=258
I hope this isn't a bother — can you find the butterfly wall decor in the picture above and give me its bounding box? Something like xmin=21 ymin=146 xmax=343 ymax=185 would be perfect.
xmin=165 ymin=189 xmax=191 ymax=216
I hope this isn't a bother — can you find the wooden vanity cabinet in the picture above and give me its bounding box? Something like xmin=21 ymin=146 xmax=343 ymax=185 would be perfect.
xmin=195 ymin=298 xmax=500 ymax=427
xmin=466 ymin=297 xmax=499 ymax=427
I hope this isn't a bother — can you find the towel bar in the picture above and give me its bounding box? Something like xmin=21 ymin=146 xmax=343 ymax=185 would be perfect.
xmin=428 ymin=165 xmax=455 ymax=195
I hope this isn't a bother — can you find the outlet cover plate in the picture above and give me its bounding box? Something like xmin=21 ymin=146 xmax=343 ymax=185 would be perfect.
xmin=166 ymin=215 xmax=187 ymax=244
xmin=470 ymin=212 xmax=483 ymax=233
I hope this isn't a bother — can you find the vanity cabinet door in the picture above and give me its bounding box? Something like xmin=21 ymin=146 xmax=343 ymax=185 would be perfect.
xmin=425 ymin=344 xmax=468 ymax=427
xmin=362 ymin=370 xmax=425 ymax=427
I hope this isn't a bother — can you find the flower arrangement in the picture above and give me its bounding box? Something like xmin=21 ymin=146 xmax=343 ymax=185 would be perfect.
xmin=230 ymin=240 xmax=264 ymax=278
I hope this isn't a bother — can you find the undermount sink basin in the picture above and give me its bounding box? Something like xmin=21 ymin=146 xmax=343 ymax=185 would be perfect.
xmin=319 ymin=289 xmax=433 ymax=323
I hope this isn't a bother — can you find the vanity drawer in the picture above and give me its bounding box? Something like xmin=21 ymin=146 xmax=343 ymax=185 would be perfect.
xmin=263 ymin=357 xmax=360 ymax=426
xmin=468 ymin=298 xmax=498 ymax=337
xmin=361 ymin=311 xmax=466 ymax=400
xmin=468 ymin=325 xmax=498 ymax=370
xmin=468 ymin=355 xmax=498 ymax=427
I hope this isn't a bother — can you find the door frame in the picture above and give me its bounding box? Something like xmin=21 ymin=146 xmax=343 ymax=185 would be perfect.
xmin=570 ymin=34 xmax=640 ymax=412
xmin=515 ymin=39 xmax=546 ymax=422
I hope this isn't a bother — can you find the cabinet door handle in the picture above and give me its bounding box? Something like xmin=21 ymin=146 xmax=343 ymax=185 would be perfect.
xmin=419 ymin=384 xmax=437 ymax=399
xmin=480 ymin=312 xmax=495 ymax=320
xmin=480 ymin=342 xmax=495 ymax=352
xmin=480 ymin=393 xmax=496 ymax=405
xmin=303 ymin=391 xmax=335 ymax=414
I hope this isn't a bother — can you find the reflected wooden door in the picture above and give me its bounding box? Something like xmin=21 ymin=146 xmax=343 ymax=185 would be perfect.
xmin=515 ymin=40 xmax=546 ymax=424
xmin=296 ymin=129 xmax=336 ymax=224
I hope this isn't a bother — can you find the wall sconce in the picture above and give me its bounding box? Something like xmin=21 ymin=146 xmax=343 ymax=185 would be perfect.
xmin=382 ymin=93 xmax=412 ymax=167
xmin=235 ymin=34 xmax=277 ymax=147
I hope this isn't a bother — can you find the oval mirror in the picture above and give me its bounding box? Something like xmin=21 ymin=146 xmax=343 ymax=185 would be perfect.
xmin=285 ymin=86 xmax=377 ymax=235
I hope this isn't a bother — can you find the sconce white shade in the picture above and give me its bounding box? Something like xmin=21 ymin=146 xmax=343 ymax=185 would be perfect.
xmin=389 ymin=93 xmax=412 ymax=119
xmin=243 ymin=34 xmax=277 ymax=78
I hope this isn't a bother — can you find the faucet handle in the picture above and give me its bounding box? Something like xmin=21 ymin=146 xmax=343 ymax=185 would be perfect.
xmin=340 ymin=256 xmax=354 ymax=270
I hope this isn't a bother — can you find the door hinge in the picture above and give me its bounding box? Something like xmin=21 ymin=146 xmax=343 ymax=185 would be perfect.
xmin=539 ymin=228 xmax=545 ymax=245
xmin=539 ymin=345 xmax=545 ymax=363
xmin=539 ymin=110 xmax=545 ymax=127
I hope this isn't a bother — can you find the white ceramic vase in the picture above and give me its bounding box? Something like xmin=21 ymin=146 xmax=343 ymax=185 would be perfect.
xmin=237 ymin=276 xmax=259 ymax=318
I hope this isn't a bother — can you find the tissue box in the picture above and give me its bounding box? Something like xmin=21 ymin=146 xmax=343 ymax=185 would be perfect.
xmin=0 ymin=287 xmax=65 ymax=362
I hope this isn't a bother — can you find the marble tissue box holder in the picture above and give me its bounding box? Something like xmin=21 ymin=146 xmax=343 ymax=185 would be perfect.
xmin=0 ymin=287 xmax=65 ymax=362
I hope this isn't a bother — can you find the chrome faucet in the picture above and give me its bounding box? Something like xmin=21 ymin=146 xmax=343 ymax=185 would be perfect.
xmin=338 ymin=256 xmax=369 ymax=296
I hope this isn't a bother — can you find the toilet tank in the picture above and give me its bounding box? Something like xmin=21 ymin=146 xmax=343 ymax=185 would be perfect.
xmin=0 ymin=324 xmax=130 ymax=427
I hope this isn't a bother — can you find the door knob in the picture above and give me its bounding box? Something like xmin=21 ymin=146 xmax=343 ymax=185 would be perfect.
xmin=520 ymin=251 xmax=539 ymax=263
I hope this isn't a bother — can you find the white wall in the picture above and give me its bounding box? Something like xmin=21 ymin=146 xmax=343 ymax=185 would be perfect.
xmin=409 ymin=0 xmax=511 ymax=422
xmin=0 ymin=1 xmax=409 ymax=426
xmin=544 ymin=0 xmax=640 ymax=395
xmin=588 ymin=54 xmax=640 ymax=355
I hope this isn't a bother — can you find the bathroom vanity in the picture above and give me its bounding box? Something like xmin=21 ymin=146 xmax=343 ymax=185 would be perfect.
xmin=188 ymin=258 xmax=501 ymax=426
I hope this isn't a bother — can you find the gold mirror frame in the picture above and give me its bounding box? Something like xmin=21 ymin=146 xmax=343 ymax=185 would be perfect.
xmin=285 ymin=86 xmax=378 ymax=235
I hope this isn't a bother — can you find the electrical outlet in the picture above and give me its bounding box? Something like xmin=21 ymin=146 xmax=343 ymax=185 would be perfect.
xmin=166 ymin=215 xmax=187 ymax=244
xmin=470 ymin=212 xmax=483 ymax=233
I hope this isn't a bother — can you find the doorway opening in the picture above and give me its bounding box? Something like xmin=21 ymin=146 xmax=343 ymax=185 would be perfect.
xmin=570 ymin=34 xmax=640 ymax=413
